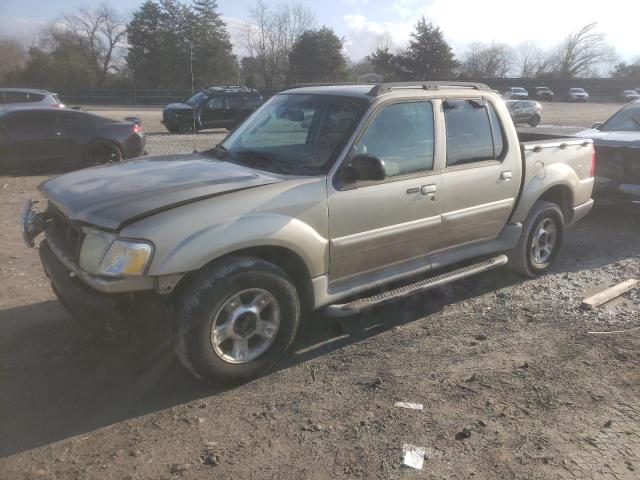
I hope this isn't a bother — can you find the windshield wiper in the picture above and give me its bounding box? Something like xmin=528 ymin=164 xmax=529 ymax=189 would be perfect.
xmin=232 ymin=150 xmax=291 ymax=174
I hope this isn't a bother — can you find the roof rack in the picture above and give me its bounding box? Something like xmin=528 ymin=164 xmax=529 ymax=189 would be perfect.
xmin=368 ymin=81 xmax=492 ymax=96
xmin=286 ymin=82 xmax=360 ymax=89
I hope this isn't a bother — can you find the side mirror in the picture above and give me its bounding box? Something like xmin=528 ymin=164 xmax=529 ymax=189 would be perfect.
xmin=349 ymin=154 xmax=386 ymax=181
xmin=591 ymin=122 xmax=603 ymax=130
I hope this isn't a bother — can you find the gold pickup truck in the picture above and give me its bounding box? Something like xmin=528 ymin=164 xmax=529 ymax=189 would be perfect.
xmin=22 ymin=82 xmax=595 ymax=385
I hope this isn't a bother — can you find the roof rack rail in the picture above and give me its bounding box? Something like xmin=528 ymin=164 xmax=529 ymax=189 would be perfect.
xmin=286 ymin=82 xmax=359 ymax=89
xmin=368 ymin=81 xmax=492 ymax=96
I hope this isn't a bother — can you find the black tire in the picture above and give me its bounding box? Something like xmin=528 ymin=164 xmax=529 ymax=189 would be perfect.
xmin=529 ymin=115 xmax=541 ymax=127
xmin=178 ymin=119 xmax=196 ymax=134
xmin=507 ymin=200 xmax=564 ymax=278
xmin=173 ymin=256 xmax=300 ymax=386
xmin=85 ymin=141 xmax=123 ymax=166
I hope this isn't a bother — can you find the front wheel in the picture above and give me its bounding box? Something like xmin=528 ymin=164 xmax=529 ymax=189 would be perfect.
xmin=173 ymin=256 xmax=300 ymax=385
xmin=529 ymin=115 xmax=541 ymax=127
xmin=507 ymin=200 xmax=564 ymax=277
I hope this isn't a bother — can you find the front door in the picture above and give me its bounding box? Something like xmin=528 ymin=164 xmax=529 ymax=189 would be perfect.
xmin=439 ymin=99 xmax=520 ymax=249
xmin=328 ymin=100 xmax=444 ymax=282
xmin=1 ymin=110 xmax=62 ymax=170
xmin=200 ymin=97 xmax=226 ymax=129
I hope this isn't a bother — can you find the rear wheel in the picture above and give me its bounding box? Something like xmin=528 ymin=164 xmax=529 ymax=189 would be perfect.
xmin=85 ymin=141 xmax=122 ymax=166
xmin=507 ymin=200 xmax=564 ymax=277
xmin=173 ymin=256 xmax=300 ymax=385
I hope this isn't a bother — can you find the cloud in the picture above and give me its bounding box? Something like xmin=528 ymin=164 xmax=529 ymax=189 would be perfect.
xmin=343 ymin=14 xmax=414 ymax=60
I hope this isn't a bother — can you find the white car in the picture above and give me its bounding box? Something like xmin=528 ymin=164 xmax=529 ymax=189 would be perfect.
xmin=504 ymin=87 xmax=529 ymax=100
xmin=566 ymin=88 xmax=589 ymax=102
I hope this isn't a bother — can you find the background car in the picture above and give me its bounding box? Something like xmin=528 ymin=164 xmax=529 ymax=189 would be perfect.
xmin=575 ymin=99 xmax=640 ymax=209
xmin=162 ymin=86 xmax=262 ymax=133
xmin=505 ymin=100 xmax=542 ymax=127
xmin=530 ymin=86 xmax=554 ymax=101
xmin=504 ymin=87 xmax=529 ymax=99
xmin=0 ymin=88 xmax=65 ymax=108
xmin=566 ymin=88 xmax=589 ymax=102
xmin=617 ymin=90 xmax=640 ymax=102
xmin=0 ymin=106 xmax=145 ymax=173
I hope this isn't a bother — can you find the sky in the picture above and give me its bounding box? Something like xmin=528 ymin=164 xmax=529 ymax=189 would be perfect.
xmin=1 ymin=0 xmax=638 ymax=63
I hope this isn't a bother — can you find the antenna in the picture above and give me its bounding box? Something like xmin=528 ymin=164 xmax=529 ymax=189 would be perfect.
xmin=186 ymin=39 xmax=197 ymax=153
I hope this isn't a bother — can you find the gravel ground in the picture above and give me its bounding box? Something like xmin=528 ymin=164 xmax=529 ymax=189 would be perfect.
xmin=0 ymin=102 xmax=639 ymax=479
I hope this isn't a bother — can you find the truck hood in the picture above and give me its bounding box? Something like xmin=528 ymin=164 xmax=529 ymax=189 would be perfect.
xmin=39 ymin=153 xmax=283 ymax=231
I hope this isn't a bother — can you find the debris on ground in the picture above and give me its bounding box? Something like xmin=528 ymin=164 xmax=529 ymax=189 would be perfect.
xmin=394 ymin=401 xmax=424 ymax=410
xmin=581 ymin=279 xmax=639 ymax=310
xmin=455 ymin=428 xmax=472 ymax=441
xmin=402 ymin=443 xmax=426 ymax=470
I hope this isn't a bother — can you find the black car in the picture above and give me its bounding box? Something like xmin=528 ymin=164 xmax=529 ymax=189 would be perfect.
xmin=0 ymin=107 xmax=145 ymax=173
xmin=530 ymin=86 xmax=554 ymax=101
xmin=162 ymin=86 xmax=262 ymax=133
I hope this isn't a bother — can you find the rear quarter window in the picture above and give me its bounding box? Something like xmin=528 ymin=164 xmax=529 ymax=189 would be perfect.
xmin=28 ymin=93 xmax=45 ymax=102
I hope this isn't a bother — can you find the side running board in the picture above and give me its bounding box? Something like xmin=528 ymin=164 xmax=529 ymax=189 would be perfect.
xmin=325 ymin=255 xmax=508 ymax=317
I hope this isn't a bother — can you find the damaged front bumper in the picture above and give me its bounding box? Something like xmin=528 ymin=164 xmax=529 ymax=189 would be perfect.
xmin=20 ymin=199 xmax=47 ymax=248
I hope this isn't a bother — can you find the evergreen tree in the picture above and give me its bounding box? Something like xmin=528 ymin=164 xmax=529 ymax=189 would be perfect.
xmin=126 ymin=1 xmax=164 ymax=88
xmin=288 ymin=27 xmax=346 ymax=83
xmin=400 ymin=17 xmax=458 ymax=80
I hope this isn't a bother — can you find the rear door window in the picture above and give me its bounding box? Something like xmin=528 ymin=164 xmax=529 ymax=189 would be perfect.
xmin=28 ymin=93 xmax=45 ymax=102
xmin=226 ymin=96 xmax=244 ymax=108
xmin=445 ymin=100 xmax=503 ymax=166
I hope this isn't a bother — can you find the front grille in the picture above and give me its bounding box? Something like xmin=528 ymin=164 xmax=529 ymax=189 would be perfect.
xmin=46 ymin=205 xmax=85 ymax=262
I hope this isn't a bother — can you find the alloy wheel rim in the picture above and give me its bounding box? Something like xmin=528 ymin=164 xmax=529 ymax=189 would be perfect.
xmin=210 ymin=288 xmax=280 ymax=364
xmin=531 ymin=217 xmax=557 ymax=265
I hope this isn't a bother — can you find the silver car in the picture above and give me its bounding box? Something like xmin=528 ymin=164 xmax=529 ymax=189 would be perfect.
xmin=504 ymin=87 xmax=529 ymax=100
xmin=566 ymin=88 xmax=589 ymax=102
xmin=505 ymin=100 xmax=542 ymax=127
xmin=0 ymin=88 xmax=65 ymax=108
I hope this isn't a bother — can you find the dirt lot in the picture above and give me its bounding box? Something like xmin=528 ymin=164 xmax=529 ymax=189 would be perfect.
xmin=1 ymin=102 xmax=639 ymax=479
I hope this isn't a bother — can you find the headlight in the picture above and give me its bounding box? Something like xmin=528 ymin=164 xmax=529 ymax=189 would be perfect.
xmin=99 ymin=240 xmax=154 ymax=277
xmin=79 ymin=229 xmax=116 ymax=274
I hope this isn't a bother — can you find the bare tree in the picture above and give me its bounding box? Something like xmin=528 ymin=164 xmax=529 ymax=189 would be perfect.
xmin=239 ymin=1 xmax=315 ymax=88
xmin=515 ymin=41 xmax=550 ymax=78
xmin=550 ymin=22 xmax=616 ymax=78
xmin=58 ymin=3 xmax=126 ymax=86
xmin=461 ymin=42 xmax=514 ymax=78
xmin=0 ymin=37 xmax=26 ymax=82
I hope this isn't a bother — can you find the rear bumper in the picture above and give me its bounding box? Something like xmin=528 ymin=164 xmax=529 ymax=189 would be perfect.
xmin=594 ymin=180 xmax=640 ymax=209
xmin=124 ymin=134 xmax=146 ymax=159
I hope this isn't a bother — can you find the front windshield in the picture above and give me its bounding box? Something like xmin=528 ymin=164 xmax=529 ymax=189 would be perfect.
xmin=570 ymin=88 xmax=585 ymax=93
xmin=214 ymin=93 xmax=368 ymax=175
xmin=513 ymin=88 xmax=525 ymax=92
xmin=601 ymin=104 xmax=640 ymax=132
xmin=185 ymin=91 xmax=208 ymax=107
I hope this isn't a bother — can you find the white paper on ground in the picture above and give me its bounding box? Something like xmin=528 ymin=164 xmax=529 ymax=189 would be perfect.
xmin=402 ymin=443 xmax=426 ymax=470
xmin=394 ymin=401 xmax=424 ymax=410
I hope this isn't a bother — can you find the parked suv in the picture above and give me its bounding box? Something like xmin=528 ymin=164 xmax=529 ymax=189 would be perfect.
xmin=162 ymin=86 xmax=262 ymax=133
xmin=0 ymin=88 xmax=65 ymax=108
xmin=23 ymin=82 xmax=595 ymax=386
xmin=531 ymin=86 xmax=554 ymax=101
xmin=505 ymin=100 xmax=542 ymax=126
xmin=566 ymin=88 xmax=589 ymax=102
xmin=504 ymin=87 xmax=528 ymax=99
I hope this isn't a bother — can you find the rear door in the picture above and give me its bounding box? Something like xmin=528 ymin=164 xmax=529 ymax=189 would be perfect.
xmin=57 ymin=110 xmax=92 ymax=167
xmin=439 ymin=99 xmax=520 ymax=248
xmin=328 ymin=99 xmax=444 ymax=282
xmin=200 ymin=96 xmax=226 ymax=128
xmin=225 ymin=95 xmax=245 ymax=127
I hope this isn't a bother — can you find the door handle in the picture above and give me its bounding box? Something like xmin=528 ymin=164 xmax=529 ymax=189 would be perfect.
xmin=500 ymin=171 xmax=512 ymax=181
xmin=421 ymin=184 xmax=436 ymax=195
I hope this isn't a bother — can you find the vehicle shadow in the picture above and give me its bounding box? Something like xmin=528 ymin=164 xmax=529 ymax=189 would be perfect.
xmin=0 ymin=266 xmax=520 ymax=458
xmin=0 ymin=206 xmax=636 ymax=457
